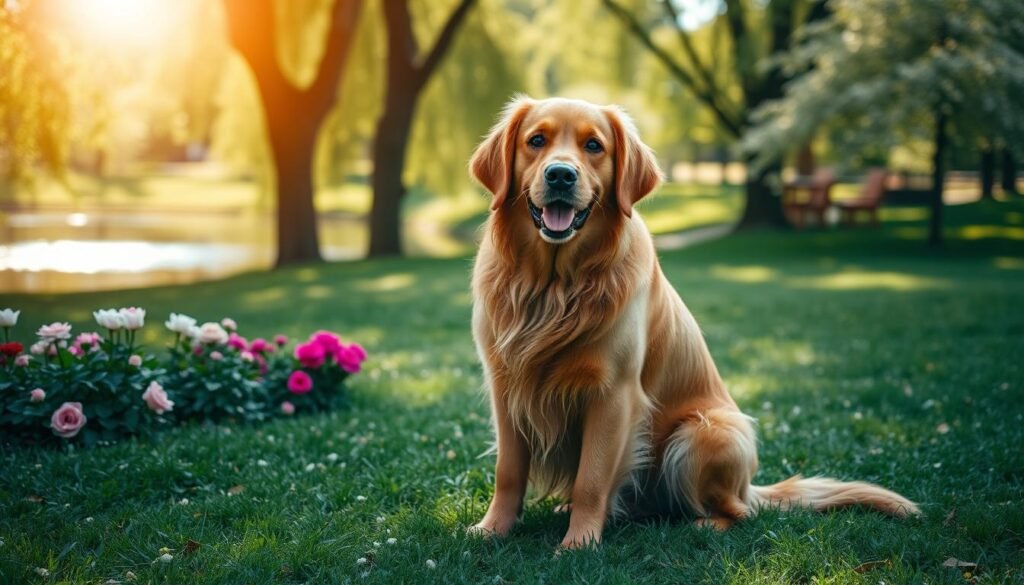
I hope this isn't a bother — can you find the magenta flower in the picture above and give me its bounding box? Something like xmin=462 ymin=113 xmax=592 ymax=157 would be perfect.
xmin=310 ymin=331 xmax=342 ymax=353
xmin=274 ymin=334 xmax=288 ymax=347
xmin=227 ymin=333 xmax=248 ymax=351
xmin=51 ymin=402 xmax=87 ymax=438
xmin=68 ymin=345 xmax=83 ymax=357
xmin=280 ymin=401 xmax=296 ymax=415
xmin=75 ymin=332 xmax=102 ymax=347
xmin=294 ymin=342 xmax=326 ymax=368
xmin=250 ymin=338 xmax=271 ymax=353
xmin=336 ymin=343 xmax=367 ymax=373
xmin=287 ymin=370 xmax=313 ymax=394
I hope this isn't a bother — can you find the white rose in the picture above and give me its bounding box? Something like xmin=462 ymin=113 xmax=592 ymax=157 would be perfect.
xmin=93 ymin=309 xmax=124 ymax=331
xmin=119 ymin=307 xmax=146 ymax=330
xmin=196 ymin=322 xmax=228 ymax=345
xmin=165 ymin=313 xmax=197 ymax=335
xmin=0 ymin=309 xmax=19 ymax=327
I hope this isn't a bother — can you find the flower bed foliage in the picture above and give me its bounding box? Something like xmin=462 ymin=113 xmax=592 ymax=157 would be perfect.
xmin=0 ymin=308 xmax=365 ymax=446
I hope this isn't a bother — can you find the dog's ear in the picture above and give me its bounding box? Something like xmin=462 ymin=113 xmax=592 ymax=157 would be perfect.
xmin=604 ymin=106 xmax=662 ymax=217
xmin=470 ymin=96 xmax=534 ymax=211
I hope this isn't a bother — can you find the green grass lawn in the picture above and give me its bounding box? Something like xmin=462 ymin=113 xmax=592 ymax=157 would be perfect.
xmin=2 ymin=199 xmax=1023 ymax=583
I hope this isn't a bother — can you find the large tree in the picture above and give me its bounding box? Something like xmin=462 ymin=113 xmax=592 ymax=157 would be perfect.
xmin=223 ymin=0 xmax=363 ymax=266
xmin=745 ymin=0 xmax=1024 ymax=247
xmin=602 ymin=0 xmax=830 ymax=228
xmin=368 ymin=0 xmax=476 ymax=257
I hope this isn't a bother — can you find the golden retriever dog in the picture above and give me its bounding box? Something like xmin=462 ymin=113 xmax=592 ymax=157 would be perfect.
xmin=468 ymin=96 xmax=919 ymax=549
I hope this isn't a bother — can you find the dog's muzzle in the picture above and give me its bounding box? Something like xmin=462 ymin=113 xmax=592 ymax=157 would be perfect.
xmin=527 ymin=197 xmax=594 ymax=243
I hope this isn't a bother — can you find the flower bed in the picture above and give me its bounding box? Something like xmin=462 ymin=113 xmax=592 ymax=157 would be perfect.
xmin=0 ymin=308 xmax=366 ymax=446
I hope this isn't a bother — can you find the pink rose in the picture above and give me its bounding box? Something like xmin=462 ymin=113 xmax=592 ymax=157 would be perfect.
xmin=30 ymin=388 xmax=46 ymax=402
xmin=335 ymin=343 xmax=367 ymax=374
xmin=30 ymin=341 xmax=47 ymax=355
xmin=280 ymin=401 xmax=296 ymax=415
xmin=240 ymin=351 xmax=255 ymax=362
xmin=227 ymin=333 xmax=248 ymax=351
xmin=221 ymin=317 xmax=237 ymax=331
xmin=249 ymin=338 xmax=270 ymax=353
xmin=75 ymin=332 xmax=101 ymax=347
xmin=128 ymin=354 xmax=142 ymax=367
xmin=274 ymin=334 xmax=288 ymax=347
xmin=37 ymin=322 xmax=72 ymax=342
xmin=310 ymin=331 xmax=341 ymax=353
xmin=15 ymin=354 xmax=31 ymax=367
xmin=210 ymin=351 xmax=223 ymax=361
xmin=68 ymin=345 xmax=83 ymax=357
xmin=142 ymin=381 xmax=174 ymax=414
xmin=294 ymin=342 xmax=326 ymax=368
xmin=51 ymin=402 xmax=87 ymax=438
xmin=287 ymin=370 xmax=313 ymax=394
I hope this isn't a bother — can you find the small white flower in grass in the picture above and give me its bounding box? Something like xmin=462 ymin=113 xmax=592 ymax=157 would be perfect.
xmin=35 ymin=567 xmax=50 ymax=577
xmin=85 ymin=516 xmax=94 ymax=523
xmin=446 ymin=450 xmax=457 ymax=460
xmin=373 ymin=541 xmax=381 ymax=547
xmin=179 ymin=498 xmax=189 ymax=505
xmin=327 ymin=453 xmax=339 ymax=463
xmin=790 ymin=406 xmax=801 ymax=416
xmin=125 ymin=571 xmax=137 ymax=581
xmin=257 ymin=459 xmax=269 ymax=467
xmin=376 ymin=515 xmax=386 ymax=524
xmin=157 ymin=553 xmax=173 ymax=563
xmin=933 ymin=462 xmax=942 ymax=469
xmin=356 ymin=557 xmax=368 ymax=566
xmin=852 ymin=412 xmax=863 ymax=420
xmin=0 ymin=308 xmax=19 ymax=327
xmin=425 ymin=559 xmax=437 ymax=570
xmin=305 ymin=463 xmax=316 ymax=472
xmin=386 ymin=538 xmax=397 ymax=545
xmin=356 ymin=495 xmax=367 ymax=502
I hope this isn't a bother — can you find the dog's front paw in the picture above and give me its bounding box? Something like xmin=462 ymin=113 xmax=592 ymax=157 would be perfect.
xmin=467 ymin=516 xmax=516 ymax=538
xmin=558 ymin=530 xmax=600 ymax=551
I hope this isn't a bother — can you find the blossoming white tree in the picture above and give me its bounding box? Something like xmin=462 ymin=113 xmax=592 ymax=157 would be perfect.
xmin=744 ymin=0 xmax=1024 ymax=246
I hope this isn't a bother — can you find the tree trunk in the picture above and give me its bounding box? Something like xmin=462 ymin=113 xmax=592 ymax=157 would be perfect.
xmin=980 ymin=146 xmax=995 ymax=200
xmin=268 ymin=114 xmax=322 ymax=266
xmin=369 ymin=94 xmax=417 ymax=257
xmin=737 ymin=157 xmax=787 ymax=229
xmin=1001 ymin=148 xmax=1019 ymax=196
xmin=929 ymin=109 xmax=947 ymax=248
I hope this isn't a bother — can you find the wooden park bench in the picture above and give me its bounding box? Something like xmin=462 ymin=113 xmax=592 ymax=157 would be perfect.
xmin=782 ymin=168 xmax=836 ymax=229
xmin=837 ymin=168 xmax=888 ymax=226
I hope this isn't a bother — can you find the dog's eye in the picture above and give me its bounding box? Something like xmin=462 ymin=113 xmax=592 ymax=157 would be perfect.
xmin=584 ymin=138 xmax=603 ymax=153
xmin=528 ymin=134 xmax=546 ymax=148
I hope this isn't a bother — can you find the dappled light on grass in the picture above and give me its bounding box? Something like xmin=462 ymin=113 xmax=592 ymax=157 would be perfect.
xmin=785 ymin=271 xmax=951 ymax=291
xmin=353 ymin=273 xmax=417 ymax=293
xmin=709 ymin=264 xmax=778 ymax=284
xmin=993 ymin=256 xmax=1024 ymax=270
xmin=956 ymin=225 xmax=1024 ymax=241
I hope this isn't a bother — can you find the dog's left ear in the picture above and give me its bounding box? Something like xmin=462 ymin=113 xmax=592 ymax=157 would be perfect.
xmin=604 ymin=107 xmax=662 ymax=217
xmin=470 ymin=96 xmax=534 ymax=211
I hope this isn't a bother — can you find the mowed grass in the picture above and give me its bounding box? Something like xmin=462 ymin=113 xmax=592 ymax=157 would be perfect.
xmin=2 ymin=199 xmax=1023 ymax=583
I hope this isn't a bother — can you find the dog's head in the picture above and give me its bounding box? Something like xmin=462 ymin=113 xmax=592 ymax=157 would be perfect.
xmin=470 ymin=96 xmax=661 ymax=245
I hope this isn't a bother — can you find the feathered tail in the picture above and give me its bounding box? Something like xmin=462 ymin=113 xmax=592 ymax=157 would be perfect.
xmin=748 ymin=474 xmax=920 ymax=518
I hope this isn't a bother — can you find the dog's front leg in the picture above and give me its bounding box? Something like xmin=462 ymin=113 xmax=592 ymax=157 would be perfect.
xmin=561 ymin=385 xmax=636 ymax=549
xmin=472 ymin=391 xmax=530 ymax=537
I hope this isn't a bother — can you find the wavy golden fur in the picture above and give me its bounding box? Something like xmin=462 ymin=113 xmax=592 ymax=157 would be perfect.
xmin=468 ymin=96 xmax=919 ymax=549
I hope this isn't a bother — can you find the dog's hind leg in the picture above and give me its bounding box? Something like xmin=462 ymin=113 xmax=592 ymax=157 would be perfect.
xmin=660 ymin=407 xmax=759 ymax=528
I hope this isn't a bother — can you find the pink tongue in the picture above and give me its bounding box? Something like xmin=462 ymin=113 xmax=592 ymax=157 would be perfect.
xmin=541 ymin=205 xmax=574 ymax=232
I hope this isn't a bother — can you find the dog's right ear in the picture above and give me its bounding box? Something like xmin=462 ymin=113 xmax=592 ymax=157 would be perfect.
xmin=470 ymin=96 xmax=534 ymax=211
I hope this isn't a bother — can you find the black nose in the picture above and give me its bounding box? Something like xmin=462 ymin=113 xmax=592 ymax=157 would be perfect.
xmin=544 ymin=163 xmax=578 ymax=190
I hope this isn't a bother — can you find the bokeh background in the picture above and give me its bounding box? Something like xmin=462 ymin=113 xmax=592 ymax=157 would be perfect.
xmin=2 ymin=0 xmax=1021 ymax=293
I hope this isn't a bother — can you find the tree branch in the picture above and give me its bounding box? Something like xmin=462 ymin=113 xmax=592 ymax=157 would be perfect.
xmin=383 ymin=0 xmax=418 ymax=72
xmin=602 ymin=0 xmax=743 ymax=137
xmin=305 ymin=0 xmax=364 ymax=116
xmin=222 ymin=0 xmax=292 ymax=100
xmin=414 ymin=0 xmax=477 ymax=87
xmin=662 ymin=0 xmax=719 ymax=100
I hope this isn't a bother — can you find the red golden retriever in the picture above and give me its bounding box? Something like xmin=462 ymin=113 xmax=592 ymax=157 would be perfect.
xmin=467 ymin=96 xmax=919 ymax=549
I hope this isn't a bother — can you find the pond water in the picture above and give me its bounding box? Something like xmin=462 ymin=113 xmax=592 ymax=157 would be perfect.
xmin=0 ymin=210 xmax=367 ymax=293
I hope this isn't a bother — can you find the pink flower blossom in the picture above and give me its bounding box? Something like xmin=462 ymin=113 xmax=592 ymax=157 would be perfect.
xmin=240 ymin=351 xmax=255 ymax=362
xmin=280 ymin=401 xmax=296 ymax=415
xmin=68 ymin=345 xmax=83 ymax=357
xmin=142 ymin=381 xmax=174 ymax=414
xmin=30 ymin=341 xmax=47 ymax=355
xmin=196 ymin=322 xmax=229 ymax=344
xmin=51 ymin=402 xmax=87 ymax=438
xmin=221 ymin=317 xmax=237 ymax=331
xmin=119 ymin=307 xmax=146 ymax=330
xmin=210 ymin=351 xmax=223 ymax=361
xmin=249 ymin=338 xmax=271 ymax=353
xmin=15 ymin=354 xmax=30 ymax=367
xmin=310 ymin=331 xmax=342 ymax=353
xmin=37 ymin=322 xmax=72 ymax=342
xmin=274 ymin=334 xmax=288 ymax=347
xmin=294 ymin=342 xmax=326 ymax=369
xmin=128 ymin=354 xmax=142 ymax=367
xmin=227 ymin=333 xmax=248 ymax=351
xmin=30 ymin=388 xmax=46 ymax=402
xmin=75 ymin=332 xmax=102 ymax=347
xmin=335 ymin=343 xmax=367 ymax=374
xmin=287 ymin=370 xmax=313 ymax=394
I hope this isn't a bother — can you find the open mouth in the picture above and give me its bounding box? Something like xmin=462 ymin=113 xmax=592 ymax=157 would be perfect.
xmin=527 ymin=199 xmax=593 ymax=242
